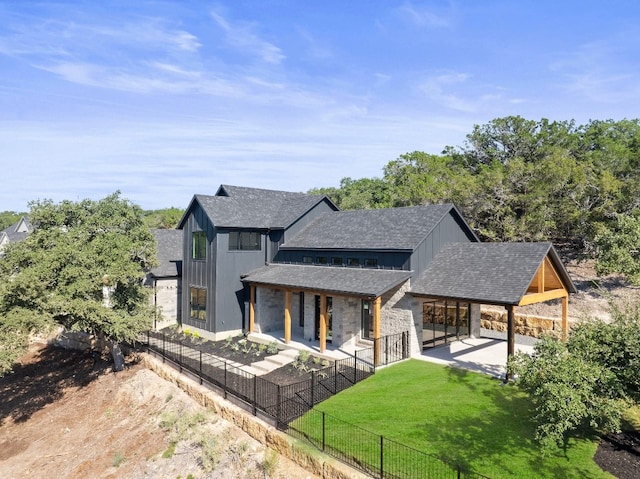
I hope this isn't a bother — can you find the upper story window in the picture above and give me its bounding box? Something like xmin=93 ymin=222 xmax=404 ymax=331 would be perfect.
xmin=347 ymin=258 xmax=360 ymax=267
xmin=302 ymin=256 xmax=313 ymax=264
xmin=364 ymin=258 xmax=378 ymax=267
xmin=331 ymin=257 xmax=343 ymax=265
xmin=192 ymin=231 xmax=206 ymax=260
xmin=316 ymin=256 xmax=328 ymax=264
xmin=229 ymin=231 xmax=261 ymax=251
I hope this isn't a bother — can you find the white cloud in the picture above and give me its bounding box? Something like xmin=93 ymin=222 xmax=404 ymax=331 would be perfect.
xmin=209 ymin=8 xmax=285 ymax=65
xmin=395 ymin=2 xmax=453 ymax=28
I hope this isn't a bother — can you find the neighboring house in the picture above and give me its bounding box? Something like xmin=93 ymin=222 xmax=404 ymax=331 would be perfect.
xmin=146 ymin=229 xmax=183 ymax=329
xmin=0 ymin=216 xmax=32 ymax=256
xmin=176 ymin=185 xmax=576 ymax=361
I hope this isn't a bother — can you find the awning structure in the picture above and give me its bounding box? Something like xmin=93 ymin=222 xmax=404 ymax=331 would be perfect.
xmin=242 ymin=264 xmax=413 ymax=298
xmin=242 ymin=264 xmax=413 ymax=360
xmin=410 ymin=242 xmax=577 ymax=374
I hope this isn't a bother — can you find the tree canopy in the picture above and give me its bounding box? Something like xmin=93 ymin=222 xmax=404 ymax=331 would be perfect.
xmin=313 ymin=116 xmax=640 ymax=281
xmin=0 ymin=192 xmax=157 ymax=375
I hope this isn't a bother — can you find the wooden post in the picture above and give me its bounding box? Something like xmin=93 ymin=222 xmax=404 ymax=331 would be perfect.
xmin=505 ymin=305 xmax=515 ymax=382
xmin=284 ymin=289 xmax=292 ymax=344
xmin=319 ymin=294 xmax=327 ymax=353
xmin=561 ymin=295 xmax=568 ymax=341
xmin=373 ymin=296 xmax=381 ymax=367
xmin=249 ymin=285 xmax=256 ymax=333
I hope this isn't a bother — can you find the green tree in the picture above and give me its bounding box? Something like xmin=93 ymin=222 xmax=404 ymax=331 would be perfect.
xmin=0 ymin=192 xmax=157 ymax=375
xmin=309 ymin=177 xmax=391 ymax=210
xmin=594 ymin=213 xmax=640 ymax=284
xmin=509 ymin=308 xmax=640 ymax=451
xmin=143 ymin=207 xmax=184 ymax=229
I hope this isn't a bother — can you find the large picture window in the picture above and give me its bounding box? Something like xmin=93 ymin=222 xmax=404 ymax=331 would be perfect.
xmin=192 ymin=231 xmax=206 ymax=260
xmin=229 ymin=231 xmax=261 ymax=251
xmin=190 ymin=287 xmax=206 ymax=320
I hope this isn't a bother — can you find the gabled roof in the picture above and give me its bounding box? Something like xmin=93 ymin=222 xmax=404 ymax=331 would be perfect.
xmin=1 ymin=216 xmax=32 ymax=243
xmin=242 ymin=264 xmax=413 ymax=298
xmin=149 ymin=229 xmax=183 ymax=278
xmin=410 ymin=242 xmax=576 ymax=306
xmin=281 ymin=204 xmax=477 ymax=251
xmin=178 ymin=185 xmax=337 ymax=229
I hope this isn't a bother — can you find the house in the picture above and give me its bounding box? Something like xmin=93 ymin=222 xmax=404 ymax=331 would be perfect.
xmin=146 ymin=229 xmax=183 ymax=329
xmin=0 ymin=216 xmax=32 ymax=256
xmin=176 ymin=185 xmax=576 ymax=362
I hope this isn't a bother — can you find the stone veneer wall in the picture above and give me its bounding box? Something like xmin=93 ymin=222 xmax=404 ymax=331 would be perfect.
xmin=254 ymin=287 xmax=304 ymax=337
xmin=151 ymin=278 xmax=181 ymax=329
xmin=481 ymin=307 xmax=569 ymax=338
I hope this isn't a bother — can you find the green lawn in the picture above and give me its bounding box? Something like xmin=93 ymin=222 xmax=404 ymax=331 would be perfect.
xmin=293 ymin=359 xmax=614 ymax=479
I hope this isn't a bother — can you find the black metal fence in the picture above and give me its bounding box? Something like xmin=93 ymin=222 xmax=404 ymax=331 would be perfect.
xmin=288 ymin=409 xmax=491 ymax=479
xmin=140 ymin=330 xmax=490 ymax=478
xmin=142 ymin=330 xmax=410 ymax=426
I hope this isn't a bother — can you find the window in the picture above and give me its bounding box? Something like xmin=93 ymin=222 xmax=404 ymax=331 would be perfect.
xmin=347 ymin=257 xmax=360 ymax=266
xmin=361 ymin=300 xmax=373 ymax=339
xmin=299 ymin=292 xmax=305 ymax=327
xmin=192 ymin=231 xmax=206 ymax=260
xmin=190 ymin=287 xmax=206 ymax=320
xmin=331 ymin=257 xmax=343 ymax=265
xmin=302 ymin=256 xmax=313 ymax=264
xmin=364 ymin=258 xmax=378 ymax=267
xmin=316 ymin=256 xmax=328 ymax=264
xmin=229 ymin=231 xmax=261 ymax=251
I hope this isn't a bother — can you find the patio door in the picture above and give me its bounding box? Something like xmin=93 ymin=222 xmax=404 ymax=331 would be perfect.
xmin=422 ymin=300 xmax=470 ymax=348
xmin=314 ymin=295 xmax=332 ymax=342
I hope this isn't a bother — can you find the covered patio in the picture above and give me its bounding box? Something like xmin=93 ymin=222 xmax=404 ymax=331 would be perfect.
xmin=410 ymin=242 xmax=577 ymax=379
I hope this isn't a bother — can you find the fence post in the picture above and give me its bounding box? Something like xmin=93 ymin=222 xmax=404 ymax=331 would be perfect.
xmin=380 ymin=435 xmax=384 ymax=479
xmin=385 ymin=336 xmax=389 ymax=365
xmin=179 ymin=341 xmax=183 ymax=374
xmin=162 ymin=333 xmax=165 ymax=363
xmin=253 ymin=375 xmax=257 ymax=416
xmin=353 ymin=351 xmax=358 ymax=383
xmin=199 ymin=350 xmax=203 ymax=385
xmin=311 ymin=370 xmax=315 ymax=406
xmin=224 ymin=362 xmax=228 ymax=399
xmin=322 ymin=411 xmax=326 ymax=451
xmin=334 ymin=361 xmax=338 ymax=393
xmin=402 ymin=331 xmax=408 ymax=359
xmin=276 ymin=385 xmax=282 ymax=428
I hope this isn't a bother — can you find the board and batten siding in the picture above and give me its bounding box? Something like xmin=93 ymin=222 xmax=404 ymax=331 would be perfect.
xmin=410 ymin=210 xmax=478 ymax=275
xmin=181 ymin=203 xmax=217 ymax=333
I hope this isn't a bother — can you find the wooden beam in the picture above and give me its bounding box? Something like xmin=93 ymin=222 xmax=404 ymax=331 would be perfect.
xmin=284 ymin=289 xmax=292 ymax=344
xmin=537 ymin=260 xmax=545 ymax=293
xmin=373 ymin=296 xmax=381 ymax=367
xmin=518 ymin=289 xmax=567 ymax=306
xmin=319 ymin=294 xmax=327 ymax=353
xmin=249 ymin=285 xmax=256 ymax=333
xmin=562 ymin=295 xmax=569 ymax=341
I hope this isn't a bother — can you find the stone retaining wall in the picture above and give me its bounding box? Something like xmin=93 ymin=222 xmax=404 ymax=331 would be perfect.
xmin=142 ymin=353 xmax=368 ymax=479
xmin=481 ymin=308 xmax=571 ymax=338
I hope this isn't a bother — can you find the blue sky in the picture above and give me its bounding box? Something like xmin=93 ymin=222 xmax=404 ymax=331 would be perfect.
xmin=2 ymin=1 xmax=639 ymax=211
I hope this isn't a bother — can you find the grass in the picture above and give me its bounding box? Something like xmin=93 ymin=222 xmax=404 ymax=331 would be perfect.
xmin=294 ymin=359 xmax=615 ymax=479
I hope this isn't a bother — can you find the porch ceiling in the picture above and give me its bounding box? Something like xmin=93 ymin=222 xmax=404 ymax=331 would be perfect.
xmin=241 ymin=263 xmax=413 ymax=298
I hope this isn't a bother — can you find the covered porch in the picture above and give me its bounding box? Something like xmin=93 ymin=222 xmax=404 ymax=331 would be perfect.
xmin=241 ymin=264 xmax=414 ymax=365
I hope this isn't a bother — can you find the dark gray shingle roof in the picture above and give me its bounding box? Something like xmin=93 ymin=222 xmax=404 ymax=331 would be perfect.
xmin=281 ymin=204 xmax=469 ymax=250
xmin=150 ymin=229 xmax=183 ymax=278
xmin=242 ymin=264 xmax=413 ymax=298
xmin=410 ymin=242 xmax=576 ymax=305
xmin=1 ymin=217 xmax=31 ymax=243
xmin=184 ymin=185 xmax=334 ymax=229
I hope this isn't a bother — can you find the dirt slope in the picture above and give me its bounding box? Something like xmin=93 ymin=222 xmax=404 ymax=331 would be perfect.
xmin=0 ymin=344 xmax=316 ymax=479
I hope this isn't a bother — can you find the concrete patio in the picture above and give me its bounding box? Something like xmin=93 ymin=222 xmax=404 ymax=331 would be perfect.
xmin=247 ymin=329 xmax=537 ymax=379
